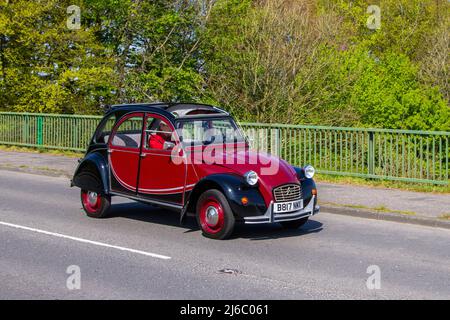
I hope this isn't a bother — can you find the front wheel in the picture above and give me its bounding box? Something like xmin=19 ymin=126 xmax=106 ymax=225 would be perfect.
xmin=81 ymin=189 xmax=111 ymax=218
xmin=280 ymin=217 xmax=309 ymax=229
xmin=196 ymin=190 xmax=235 ymax=240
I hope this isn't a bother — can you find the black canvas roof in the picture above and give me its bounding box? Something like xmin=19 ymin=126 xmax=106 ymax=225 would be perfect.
xmin=106 ymin=102 xmax=228 ymax=119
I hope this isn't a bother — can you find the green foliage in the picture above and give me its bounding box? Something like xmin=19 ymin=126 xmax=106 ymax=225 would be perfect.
xmin=0 ymin=0 xmax=448 ymax=131
xmin=349 ymin=50 xmax=449 ymax=130
xmin=0 ymin=0 xmax=116 ymax=114
xmin=324 ymin=0 xmax=449 ymax=103
xmin=308 ymin=45 xmax=450 ymax=131
xmin=202 ymin=0 xmax=449 ymax=130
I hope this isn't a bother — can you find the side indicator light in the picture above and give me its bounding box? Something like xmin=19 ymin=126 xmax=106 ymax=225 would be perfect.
xmin=241 ymin=197 xmax=249 ymax=205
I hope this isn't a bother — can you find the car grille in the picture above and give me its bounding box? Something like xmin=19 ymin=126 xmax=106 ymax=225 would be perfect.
xmin=273 ymin=184 xmax=302 ymax=202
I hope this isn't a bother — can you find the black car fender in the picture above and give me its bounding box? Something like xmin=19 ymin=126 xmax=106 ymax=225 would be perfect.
xmin=293 ymin=166 xmax=317 ymax=204
xmin=181 ymin=173 xmax=268 ymax=224
xmin=71 ymin=152 xmax=109 ymax=195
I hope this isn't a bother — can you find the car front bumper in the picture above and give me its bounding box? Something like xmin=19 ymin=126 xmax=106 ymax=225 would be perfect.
xmin=243 ymin=195 xmax=319 ymax=224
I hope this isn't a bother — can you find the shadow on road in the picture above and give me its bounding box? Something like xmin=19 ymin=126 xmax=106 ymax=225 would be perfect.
xmin=106 ymin=201 xmax=199 ymax=230
xmin=233 ymin=220 xmax=323 ymax=241
xmin=106 ymin=201 xmax=323 ymax=241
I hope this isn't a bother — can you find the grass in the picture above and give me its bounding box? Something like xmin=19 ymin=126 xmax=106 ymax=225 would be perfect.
xmin=321 ymin=201 xmax=417 ymax=216
xmin=315 ymin=173 xmax=450 ymax=194
xmin=0 ymin=145 xmax=84 ymax=158
xmin=0 ymin=162 xmax=70 ymax=177
xmin=372 ymin=205 xmax=416 ymax=216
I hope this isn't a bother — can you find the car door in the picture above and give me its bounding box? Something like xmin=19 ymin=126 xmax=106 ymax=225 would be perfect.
xmin=137 ymin=113 xmax=186 ymax=205
xmin=108 ymin=112 xmax=144 ymax=196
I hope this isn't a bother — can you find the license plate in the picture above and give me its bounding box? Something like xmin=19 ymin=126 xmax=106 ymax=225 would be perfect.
xmin=273 ymin=200 xmax=303 ymax=213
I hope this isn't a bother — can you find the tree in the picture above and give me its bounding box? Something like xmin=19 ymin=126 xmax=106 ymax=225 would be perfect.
xmin=0 ymin=0 xmax=116 ymax=114
xmin=0 ymin=0 xmax=448 ymax=131
xmin=202 ymin=0 xmax=354 ymax=124
xmin=83 ymin=0 xmax=210 ymax=103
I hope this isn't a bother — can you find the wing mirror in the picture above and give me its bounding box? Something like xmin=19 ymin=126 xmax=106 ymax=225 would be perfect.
xmin=163 ymin=141 xmax=176 ymax=150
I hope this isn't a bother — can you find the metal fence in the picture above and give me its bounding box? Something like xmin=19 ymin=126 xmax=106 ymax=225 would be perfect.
xmin=0 ymin=112 xmax=448 ymax=185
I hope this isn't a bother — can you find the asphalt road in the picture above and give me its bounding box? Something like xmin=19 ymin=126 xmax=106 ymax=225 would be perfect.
xmin=0 ymin=169 xmax=449 ymax=299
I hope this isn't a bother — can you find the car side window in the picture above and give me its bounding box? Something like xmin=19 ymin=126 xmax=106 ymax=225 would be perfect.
xmin=144 ymin=117 xmax=175 ymax=150
xmin=111 ymin=115 xmax=143 ymax=148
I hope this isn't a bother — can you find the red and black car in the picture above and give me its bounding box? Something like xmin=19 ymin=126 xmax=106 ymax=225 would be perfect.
xmin=71 ymin=103 xmax=319 ymax=239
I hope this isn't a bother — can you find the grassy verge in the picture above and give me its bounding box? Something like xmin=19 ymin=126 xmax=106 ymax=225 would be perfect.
xmin=0 ymin=162 xmax=70 ymax=176
xmin=321 ymin=201 xmax=417 ymax=216
xmin=315 ymin=173 xmax=450 ymax=194
xmin=0 ymin=145 xmax=84 ymax=158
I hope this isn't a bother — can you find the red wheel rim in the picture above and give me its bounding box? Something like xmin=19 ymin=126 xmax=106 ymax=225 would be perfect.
xmin=81 ymin=190 xmax=101 ymax=214
xmin=199 ymin=197 xmax=225 ymax=234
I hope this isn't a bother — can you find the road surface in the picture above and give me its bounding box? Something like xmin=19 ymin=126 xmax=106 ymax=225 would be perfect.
xmin=0 ymin=170 xmax=449 ymax=299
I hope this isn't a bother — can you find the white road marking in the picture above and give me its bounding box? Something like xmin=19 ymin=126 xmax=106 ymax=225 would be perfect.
xmin=0 ymin=221 xmax=171 ymax=260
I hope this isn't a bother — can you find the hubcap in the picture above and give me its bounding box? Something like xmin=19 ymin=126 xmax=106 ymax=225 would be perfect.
xmin=200 ymin=197 xmax=225 ymax=234
xmin=88 ymin=192 xmax=98 ymax=206
xmin=205 ymin=206 xmax=219 ymax=226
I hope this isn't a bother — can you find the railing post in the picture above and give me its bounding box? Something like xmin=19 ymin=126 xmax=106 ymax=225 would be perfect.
xmin=368 ymin=131 xmax=375 ymax=176
xmin=73 ymin=122 xmax=79 ymax=150
xmin=446 ymin=136 xmax=449 ymax=181
xmin=22 ymin=115 xmax=28 ymax=144
xmin=37 ymin=116 xmax=43 ymax=146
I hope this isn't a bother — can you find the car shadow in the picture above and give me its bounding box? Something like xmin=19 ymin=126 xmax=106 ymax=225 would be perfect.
xmin=106 ymin=201 xmax=200 ymax=231
xmin=105 ymin=201 xmax=323 ymax=240
xmin=232 ymin=220 xmax=323 ymax=241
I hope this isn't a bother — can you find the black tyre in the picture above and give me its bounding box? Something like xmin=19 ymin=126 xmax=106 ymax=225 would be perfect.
xmin=196 ymin=189 xmax=235 ymax=240
xmin=280 ymin=217 xmax=309 ymax=229
xmin=80 ymin=189 xmax=111 ymax=218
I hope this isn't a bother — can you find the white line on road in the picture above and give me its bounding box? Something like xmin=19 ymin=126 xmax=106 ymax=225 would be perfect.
xmin=0 ymin=221 xmax=171 ymax=260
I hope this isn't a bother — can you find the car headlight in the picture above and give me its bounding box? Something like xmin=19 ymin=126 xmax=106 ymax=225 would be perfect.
xmin=244 ymin=171 xmax=259 ymax=186
xmin=304 ymin=165 xmax=315 ymax=179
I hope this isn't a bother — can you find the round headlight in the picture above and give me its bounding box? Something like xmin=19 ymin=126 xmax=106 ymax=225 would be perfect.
xmin=244 ymin=171 xmax=259 ymax=186
xmin=304 ymin=165 xmax=315 ymax=179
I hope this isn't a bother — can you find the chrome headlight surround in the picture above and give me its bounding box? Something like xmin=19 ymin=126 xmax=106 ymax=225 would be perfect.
xmin=244 ymin=170 xmax=259 ymax=186
xmin=304 ymin=165 xmax=315 ymax=179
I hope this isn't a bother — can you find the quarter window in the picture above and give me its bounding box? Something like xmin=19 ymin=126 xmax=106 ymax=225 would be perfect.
xmin=94 ymin=114 xmax=117 ymax=144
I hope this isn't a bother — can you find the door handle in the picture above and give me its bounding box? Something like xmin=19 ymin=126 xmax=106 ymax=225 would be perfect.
xmin=140 ymin=153 xmax=146 ymax=158
xmin=108 ymin=149 xmax=113 ymax=154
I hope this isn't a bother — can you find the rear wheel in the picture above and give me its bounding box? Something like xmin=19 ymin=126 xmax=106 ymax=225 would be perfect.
xmin=196 ymin=190 xmax=235 ymax=240
xmin=280 ymin=217 xmax=309 ymax=229
xmin=81 ymin=189 xmax=111 ymax=218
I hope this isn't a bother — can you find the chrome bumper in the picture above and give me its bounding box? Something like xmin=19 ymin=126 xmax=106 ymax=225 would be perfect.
xmin=243 ymin=195 xmax=319 ymax=224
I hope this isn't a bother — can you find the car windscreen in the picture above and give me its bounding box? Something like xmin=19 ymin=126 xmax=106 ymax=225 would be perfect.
xmin=175 ymin=117 xmax=246 ymax=146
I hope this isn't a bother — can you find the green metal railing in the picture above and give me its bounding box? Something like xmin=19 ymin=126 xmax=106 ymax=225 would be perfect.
xmin=0 ymin=112 xmax=102 ymax=151
xmin=241 ymin=123 xmax=449 ymax=185
xmin=0 ymin=112 xmax=449 ymax=185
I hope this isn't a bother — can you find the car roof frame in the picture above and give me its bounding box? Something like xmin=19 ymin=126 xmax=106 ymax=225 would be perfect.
xmin=104 ymin=102 xmax=229 ymax=123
